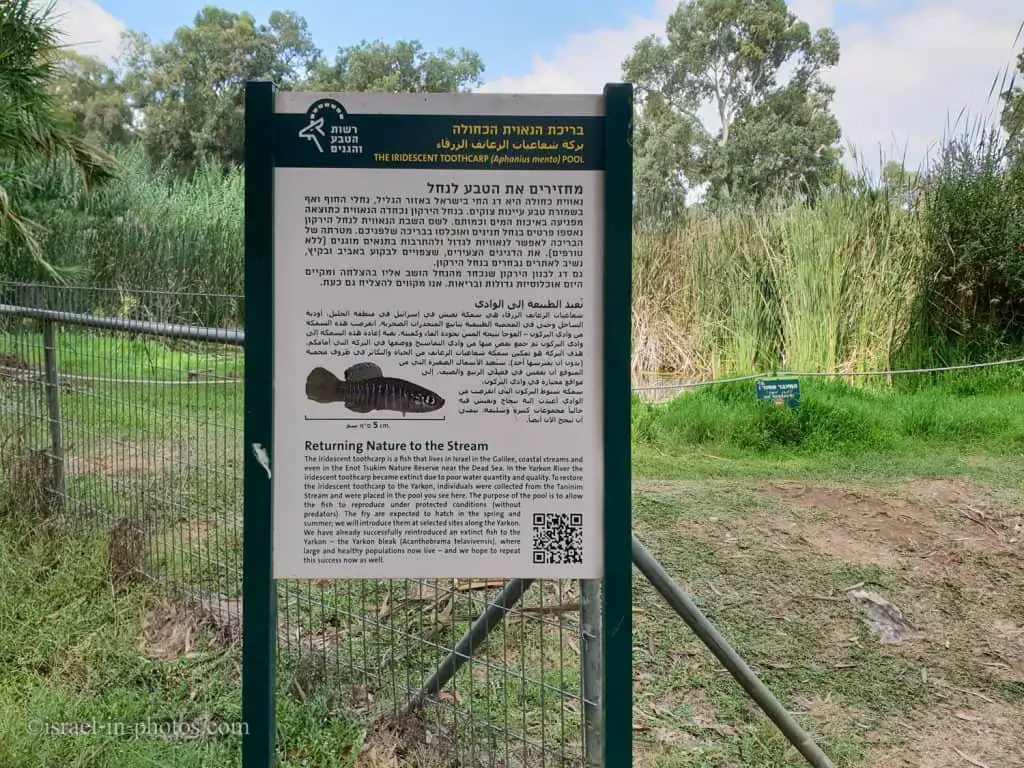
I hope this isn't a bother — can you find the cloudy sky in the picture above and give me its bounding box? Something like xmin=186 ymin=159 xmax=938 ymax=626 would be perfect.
xmin=52 ymin=0 xmax=1023 ymax=172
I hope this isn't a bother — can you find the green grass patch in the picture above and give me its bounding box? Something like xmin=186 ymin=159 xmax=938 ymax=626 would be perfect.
xmin=0 ymin=318 xmax=585 ymax=765
xmin=0 ymin=321 xmax=1020 ymax=766
xmin=0 ymin=515 xmax=364 ymax=767
xmin=633 ymin=370 xmax=1024 ymax=475
xmin=0 ymin=327 xmax=242 ymax=444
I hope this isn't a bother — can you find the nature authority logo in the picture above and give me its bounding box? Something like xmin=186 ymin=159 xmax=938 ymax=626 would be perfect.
xmin=298 ymin=98 xmax=352 ymax=153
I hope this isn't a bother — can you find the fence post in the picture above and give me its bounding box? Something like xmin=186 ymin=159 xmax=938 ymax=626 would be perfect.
xmin=41 ymin=319 xmax=66 ymax=505
xmin=580 ymin=579 xmax=604 ymax=767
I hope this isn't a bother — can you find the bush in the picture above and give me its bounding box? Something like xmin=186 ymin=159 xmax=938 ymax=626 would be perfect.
xmin=917 ymin=127 xmax=1024 ymax=350
xmin=2 ymin=145 xmax=243 ymax=326
xmin=630 ymin=372 xmax=1024 ymax=457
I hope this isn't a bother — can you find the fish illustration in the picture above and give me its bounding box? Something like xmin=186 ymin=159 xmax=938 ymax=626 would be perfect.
xmin=305 ymin=362 xmax=445 ymax=415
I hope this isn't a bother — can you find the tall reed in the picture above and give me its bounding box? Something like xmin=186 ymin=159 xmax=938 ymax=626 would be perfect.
xmin=0 ymin=116 xmax=1018 ymax=370
xmin=2 ymin=146 xmax=244 ymax=325
xmin=632 ymin=189 xmax=926 ymax=380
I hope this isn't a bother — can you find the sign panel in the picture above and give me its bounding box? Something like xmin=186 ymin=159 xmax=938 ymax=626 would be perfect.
xmin=271 ymin=92 xmax=609 ymax=579
xmin=244 ymin=80 xmax=632 ymax=768
xmin=756 ymin=378 xmax=801 ymax=408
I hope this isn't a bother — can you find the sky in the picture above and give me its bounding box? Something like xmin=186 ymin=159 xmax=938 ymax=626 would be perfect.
xmin=52 ymin=0 xmax=1024 ymax=174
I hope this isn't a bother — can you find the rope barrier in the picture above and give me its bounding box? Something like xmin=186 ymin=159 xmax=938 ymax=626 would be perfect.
xmin=1 ymin=357 xmax=1021 ymax=390
xmin=633 ymin=356 xmax=1024 ymax=392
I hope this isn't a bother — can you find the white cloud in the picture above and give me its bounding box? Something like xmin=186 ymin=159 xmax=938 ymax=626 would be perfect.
xmin=476 ymin=0 xmax=679 ymax=94
xmin=476 ymin=0 xmax=1023 ymax=173
xmin=48 ymin=0 xmax=126 ymax=63
xmin=825 ymin=1 xmax=1020 ymax=173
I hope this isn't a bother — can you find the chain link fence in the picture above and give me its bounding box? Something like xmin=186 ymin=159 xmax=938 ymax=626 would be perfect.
xmin=0 ymin=282 xmax=596 ymax=767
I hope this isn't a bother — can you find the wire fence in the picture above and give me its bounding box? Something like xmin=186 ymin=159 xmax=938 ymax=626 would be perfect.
xmin=633 ymin=357 xmax=1024 ymax=392
xmin=0 ymin=282 xmax=594 ymax=767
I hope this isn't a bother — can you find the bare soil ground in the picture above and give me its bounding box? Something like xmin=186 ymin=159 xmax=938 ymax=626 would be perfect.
xmin=65 ymin=440 xmax=175 ymax=476
xmin=630 ymin=475 xmax=1024 ymax=767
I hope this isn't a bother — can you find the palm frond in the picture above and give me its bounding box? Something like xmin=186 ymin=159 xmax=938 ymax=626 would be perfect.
xmin=0 ymin=0 xmax=121 ymax=281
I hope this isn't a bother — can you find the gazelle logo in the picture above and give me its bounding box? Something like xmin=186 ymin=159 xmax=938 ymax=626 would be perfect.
xmin=298 ymin=98 xmax=349 ymax=153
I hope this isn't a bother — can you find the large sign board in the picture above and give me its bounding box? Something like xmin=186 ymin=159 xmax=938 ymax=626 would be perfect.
xmin=243 ymin=82 xmax=633 ymax=767
xmin=263 ymin=92 xmax=618 ymax=581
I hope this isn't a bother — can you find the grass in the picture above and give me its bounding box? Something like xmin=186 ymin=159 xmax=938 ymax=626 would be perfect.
xmin=629 ymin=472 xmax=1024 ymax=767
xmin=0 ymin=514 xmax=365 ymax=767
xmin=2 ymin=381 xmax=1021 ymax=765
xmin=629 ymin=117 xmax=1024 ymax=382
xmin=627 ymin=369 xmax=1024 ymax=764
xmin=630 ymin=190 xmax=927 ymax=381
xmin=0 ymin=324 xmax=245 ymax=597
xmin=633 ymin=366 xmax=1024 ymax=475
xmin=0 ymin=326 xmax=591 ymax=766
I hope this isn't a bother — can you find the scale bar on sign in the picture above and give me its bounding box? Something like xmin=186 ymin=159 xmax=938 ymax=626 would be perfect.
xmin=304 ymin=415 xmax=446 ymax=422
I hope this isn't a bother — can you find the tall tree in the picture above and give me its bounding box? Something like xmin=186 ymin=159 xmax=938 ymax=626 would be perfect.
xmin=121 ymin=6 xmax=320 ymax=175
xmin=1000 ymin=26 xmax=1023 ymax=160
xmin=50 ymin=50 xmax=134 ymax=147
xmin=305 ymin=39 xmax=484 ymax=93
xmin=632 ymin=92 xmax=695 ymax=224
xmin=623 ymin=0 xmax=841 ymax=206
xmin=0 ymin=0 xmax=118 ymax=280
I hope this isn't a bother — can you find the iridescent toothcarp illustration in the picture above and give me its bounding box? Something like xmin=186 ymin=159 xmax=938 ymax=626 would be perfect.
xmin=305 ymin=362 xmax=445 ymax=415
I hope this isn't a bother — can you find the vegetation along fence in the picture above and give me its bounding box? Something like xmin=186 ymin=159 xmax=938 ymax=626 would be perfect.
xmin=0 ymin=281 xmax=603 ymax=767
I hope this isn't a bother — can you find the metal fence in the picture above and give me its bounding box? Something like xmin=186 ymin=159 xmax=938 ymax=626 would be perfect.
xmin=0 ymin=282 xmax=596 ymax=767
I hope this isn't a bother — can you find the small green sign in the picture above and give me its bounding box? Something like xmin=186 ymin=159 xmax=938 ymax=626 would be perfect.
xmin=756 ymin=378 xmax=800 ymax=408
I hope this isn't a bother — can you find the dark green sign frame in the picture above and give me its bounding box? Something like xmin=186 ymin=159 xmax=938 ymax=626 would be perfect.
xmin=242 ymin=80 xmax=633 ymax=767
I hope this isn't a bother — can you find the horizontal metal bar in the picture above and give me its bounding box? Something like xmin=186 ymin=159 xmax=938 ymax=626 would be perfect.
xmin=0 ymin=303 xmax=244 ymax=345
xmin=632 ymin=534 xmax=836 ymax=768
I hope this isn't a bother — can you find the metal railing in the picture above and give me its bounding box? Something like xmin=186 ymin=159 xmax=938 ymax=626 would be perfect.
xmin=0 ymin=282 xmax=597 ymax=766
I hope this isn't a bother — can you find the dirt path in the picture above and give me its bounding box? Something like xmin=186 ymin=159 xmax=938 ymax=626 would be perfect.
xmin=631 ymin=475 xmax=1024 ymax=767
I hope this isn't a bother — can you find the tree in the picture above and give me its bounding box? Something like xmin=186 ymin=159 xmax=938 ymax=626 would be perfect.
xmin=1000 ymin=25 xmax=1023 ymax=160
xmin=50 ymin=50 xmax=134 ymax=147
xmin=623 ymin=0 xmax=841 ymax=205
xmin=121 ymin=6 xmax=320 ymax=175
xmin=121 ymin=8 xmax=486 ymax=176
xmin=879 ymin=159 xmax=922 ymax=210
xmin=632 ymin=92 xmax=696 ymax=224
xmin=0 ymin=0 xmax=118 ymax=280
xmin=305 ymin=39 xmax=484 ymax=93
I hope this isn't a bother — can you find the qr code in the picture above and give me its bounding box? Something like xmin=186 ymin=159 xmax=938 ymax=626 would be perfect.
xmin=531 ymin=513 xmax=584 ymax=565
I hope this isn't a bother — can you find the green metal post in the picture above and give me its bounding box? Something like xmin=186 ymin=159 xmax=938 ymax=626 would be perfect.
xmin=580 ymin=578 xmax=603 ymax=766
xmin=632 ymin=534 xmax=836 ymax=768
xmin=41 ymin=319 xmax=66 ymax=506
xmin=602 ymin=81 xmax=634 ymax=768
xmin=242 ymin=79 xmax=277 ymax=768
